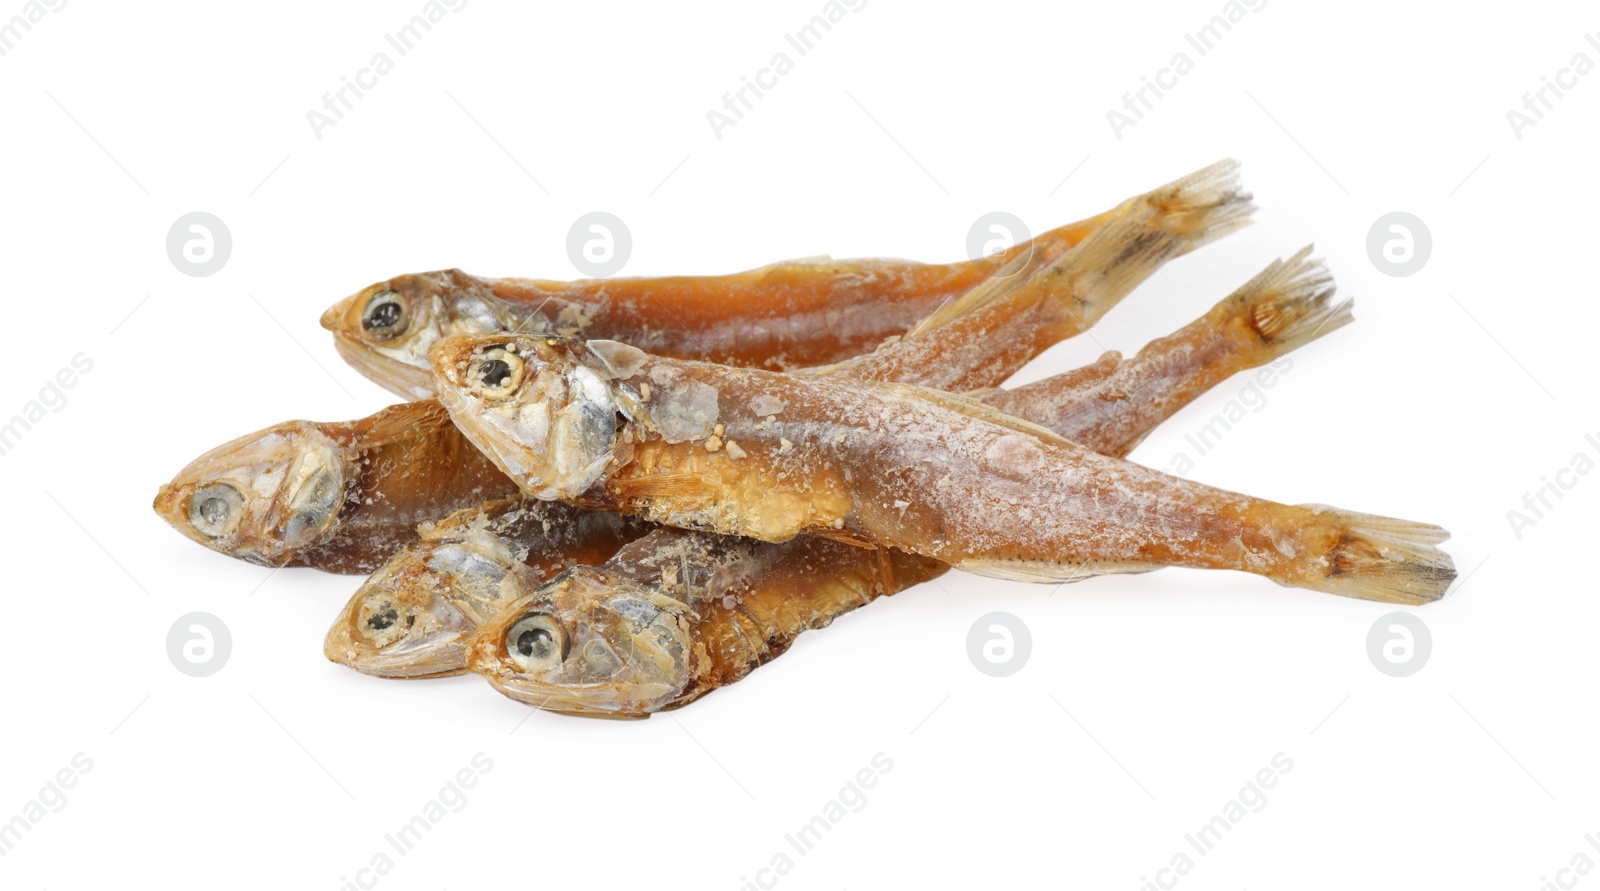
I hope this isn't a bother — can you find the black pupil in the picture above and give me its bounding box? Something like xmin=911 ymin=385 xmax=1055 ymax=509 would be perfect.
xmin=198 ymin=497 xmax=229 ymax=525
xmin=479 ymin=358 xmax=512 ymax=388
xmin=517 ymin=627 xmax=553 ymax=658
xmin=363 ymin=299 xmax=402 ymax=331
xmin=367 ymin=607 xmax=399 ymax=631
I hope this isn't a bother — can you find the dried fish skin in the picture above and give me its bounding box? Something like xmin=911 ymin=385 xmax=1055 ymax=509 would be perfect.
xmin=322 ymin=161 xmax=1249 ymax=398
xmin=324 ymin=497 xmax=652 ymax=678
xmin=155 ymin=400 xmax=519 ymax=573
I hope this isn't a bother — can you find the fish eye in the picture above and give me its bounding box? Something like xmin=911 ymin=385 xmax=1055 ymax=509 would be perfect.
xmin=356 ymin=592 xmax=413 ymax=648
xmin=188 ymin=483 xmax=244 ymax=538
xmin=506 ymin=612 xmax=567 ymax=671
xmin=361 ymin=289 xmax=407 ymax=341
xmin=470 ymin=346 xmax=524 ymax=397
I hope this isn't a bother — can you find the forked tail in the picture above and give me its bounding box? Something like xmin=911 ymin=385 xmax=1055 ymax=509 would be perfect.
xmin=1294 ymin=505 xmax=1457 ymax=605
xmin=1132 ymin=158 xmax=1256 ymax=257
xmin=1213 ymin=245 xmax=1353 ymax=359
xmin=991 ymin=247 xmax=1354 ymax=457
xmin=906 ymin=160 xmax=1256 ymax=341
xmin=1016 ymin=158 xmax=1253 ymax=269
xmin=1028 ymin=160 xmax=1258 ymax=336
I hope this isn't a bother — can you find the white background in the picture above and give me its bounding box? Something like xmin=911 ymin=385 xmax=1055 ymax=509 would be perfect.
xmin=1 ymin=1 xmax=1594 ymax=888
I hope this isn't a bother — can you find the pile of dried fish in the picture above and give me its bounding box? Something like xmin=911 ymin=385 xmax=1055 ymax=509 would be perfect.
xmin=155 ymin=160 xmax=1455 ymax=718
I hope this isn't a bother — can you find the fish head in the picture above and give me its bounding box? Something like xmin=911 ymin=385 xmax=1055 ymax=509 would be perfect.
xmin=467 ymin=565 xmax=693 ymax=718
xmin=153 ymin=422 xmax=352 ymax=566
xmin=320 ymin=269 xmax=511 ymax=399
xmin=323 ymin=529 xmax=538 ymax=677
xmin=429 ymin=333 xmax=630 ymax=500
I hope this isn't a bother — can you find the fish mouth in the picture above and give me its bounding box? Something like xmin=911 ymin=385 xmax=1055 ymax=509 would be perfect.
xmin=318 ymin=301 xmax=343 ymax=332
xmin=329 ymin=333 xmax=436 ymax=400
xmin=466 ymin=635 xmax=677 ymax=718
xmin=324 ymin=583 xmax=477 ymax=679
xmin=475 ymin=673 xmax=673 ymax=719
xmin=152 ymin=482 xmax=181 ymax=524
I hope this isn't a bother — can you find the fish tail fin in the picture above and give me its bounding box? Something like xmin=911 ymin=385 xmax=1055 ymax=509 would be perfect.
xmin=1016 ymin=159 xmax=1254 ymax=269
xmin=908 ymin=161 xmax=1253 ymax=342
xmin=1028 ymin=160 xmax=1257 ymax=335
xmin=1216 ymin=245 xmax=1354 ymax=360
xmin=1293 ymin=505 xmax=1457 ymax=605
xmin=1027 ymin=206 xmax=1189 ymax=336
xmin=1134 ymin=158 xmax=1257 ymax=257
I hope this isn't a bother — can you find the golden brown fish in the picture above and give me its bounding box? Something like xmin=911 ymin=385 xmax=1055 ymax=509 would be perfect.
xmin=336 ymin=249 xmax=1357 ymax=682
xmin=320 ymin=160 xmax=1249 ymax=398
xmin=431 ymin=273 xmax=1453 ymax=606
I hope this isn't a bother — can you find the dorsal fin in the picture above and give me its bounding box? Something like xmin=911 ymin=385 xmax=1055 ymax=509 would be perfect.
xmin=901 ymin=251 xmax=1038 ymax=340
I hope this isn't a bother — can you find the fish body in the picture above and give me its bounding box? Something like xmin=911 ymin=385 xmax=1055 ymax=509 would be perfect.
xmin=321 ymin=161 xmax=1249 ymax=398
